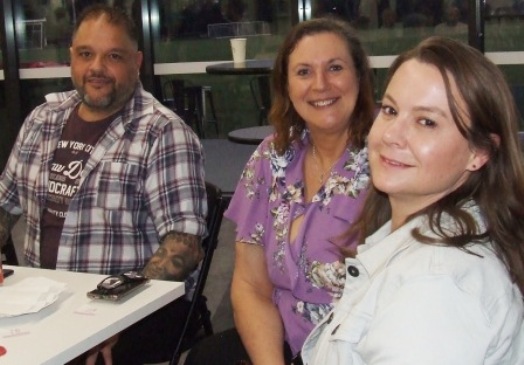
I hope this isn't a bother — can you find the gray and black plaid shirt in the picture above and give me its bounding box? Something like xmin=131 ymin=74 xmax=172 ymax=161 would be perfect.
xmin=0 ymin=84 xmax=207 ymax=275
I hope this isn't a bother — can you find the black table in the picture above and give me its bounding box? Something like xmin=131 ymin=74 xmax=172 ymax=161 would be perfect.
xmin=206 ymin=59 xmax=274 ymax=125
xmin=227 ymin=125 xmax=274 ymax=145
xmin=205 ymin=59 xmax=274 ymax=75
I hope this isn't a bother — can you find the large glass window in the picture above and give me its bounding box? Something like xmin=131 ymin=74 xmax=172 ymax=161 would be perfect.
xmin=14 ymin=0 xmax=139 ymax=69
xmin=154 ymin=0 xmax=293 ymax=63
xmin=308 ymin=0 xmax=523 ymax=126
xmin=484 ymin=2 xmax=524 ymax=126
xmin=12 ymin=1 xmax=138 ymax=116
xmin=485 ymin=0 xmax=523 ymax=52
xmin=1 ymin=0 xmax=522 ymax=139
xmin=15 ymin=0 xmax=71 ymax=67
xmin=13 ymin=1 xmax=72 ymax=117
xmin=308 ymin=0 xmax=471 ymax=55
xmin=154 ymin=1 xmax=295 ymax=135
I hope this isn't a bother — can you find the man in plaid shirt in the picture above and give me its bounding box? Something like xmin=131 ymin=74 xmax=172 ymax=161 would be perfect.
xmin=0 ymin=5 xmax=206 ymax=365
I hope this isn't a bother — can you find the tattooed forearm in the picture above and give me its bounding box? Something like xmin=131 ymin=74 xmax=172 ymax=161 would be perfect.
xmin=0 ymin=208 xmax=19 ymax=248
xmin=142 ymin=231 xmax=203 ymax=281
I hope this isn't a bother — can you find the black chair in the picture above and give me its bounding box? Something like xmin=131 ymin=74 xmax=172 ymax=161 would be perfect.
xmin=169 ymin=181 xmax=227 ymax=365
xmin=249 ymin=75 xmax=271 ymax=125
xmin=1 ymin=236 xmax=19 ymax=265
xmin=163 ymin=79 xmax=220 ymax=138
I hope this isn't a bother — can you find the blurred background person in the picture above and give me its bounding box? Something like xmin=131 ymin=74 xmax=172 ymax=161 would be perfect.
xmin=435 ymin=4 xmax=467 ymax=36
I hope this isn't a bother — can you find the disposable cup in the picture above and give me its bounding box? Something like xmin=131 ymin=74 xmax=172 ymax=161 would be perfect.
xmin=230 ymin=38 xmax=247 ymax=63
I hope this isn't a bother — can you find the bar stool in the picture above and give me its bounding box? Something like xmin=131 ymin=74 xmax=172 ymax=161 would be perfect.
xmin=185 ymin=85 xmax=220 ymax=138
xmin=249 ymin=75 xmax=271 ymax=125
xmin=164 ymin=80 xmax=219 ymax=138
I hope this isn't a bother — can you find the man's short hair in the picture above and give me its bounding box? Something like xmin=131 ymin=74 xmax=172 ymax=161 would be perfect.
xmin=73 ymin=4 xmax=139 ymax=46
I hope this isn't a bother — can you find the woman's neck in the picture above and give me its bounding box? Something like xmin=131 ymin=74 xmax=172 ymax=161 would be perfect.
xmin=308 ymin=129 xmax=350 ymax=165
xmin=389 ymin=194 xmax=442 ymax=230
xmin=304 ymin=130 xmax=349 ymax=200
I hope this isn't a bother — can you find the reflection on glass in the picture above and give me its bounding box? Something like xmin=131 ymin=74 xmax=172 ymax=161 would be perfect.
xmin=484 ymin=0 xmax=524 ymax=125
xmin=485 ymin=0 xmax=524 ymax=52
xmin=154 ymin=1 xmax=294 ymax=138
xmin=307 ymin=1 xmax=523 ymax=129
xmin=155 ymin=0 xmax=293 ymax=63
xmin=46 ymin=6 xmax=73 ymax=47
xmin=160 ymin=0 xmax=277 ymax=39
xmin=14 ymin=0 xmax=139 ymax=68
xmin=15 ymin=1 xmax=70 ymax=67
xmin=500 ymin=65 xmax=524 ymax=129
xmin=309 ymin=0 xmax=471 ymax=55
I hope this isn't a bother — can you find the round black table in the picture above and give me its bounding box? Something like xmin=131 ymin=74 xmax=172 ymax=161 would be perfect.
xmin=205 ymin=59 xmax=274 ymax=75
xmin=227 ymin=125 xmax=274 ymax=145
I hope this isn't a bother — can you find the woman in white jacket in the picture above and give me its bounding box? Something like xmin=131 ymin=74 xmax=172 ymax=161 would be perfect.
xmin=301 ymin=36 xmax=524 ymax=365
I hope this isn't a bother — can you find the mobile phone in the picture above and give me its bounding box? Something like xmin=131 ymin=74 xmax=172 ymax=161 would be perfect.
xmin=2 ymin=269 xmax=14 ymax=278
xmin=87 ymin=272 xmax=149 ymax=302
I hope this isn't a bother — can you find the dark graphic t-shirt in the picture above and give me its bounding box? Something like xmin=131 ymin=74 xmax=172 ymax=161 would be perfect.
xmin=40 ymin=106 xmax=116 ymax=269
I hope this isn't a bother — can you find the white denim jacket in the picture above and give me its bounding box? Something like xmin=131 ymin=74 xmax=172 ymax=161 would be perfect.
xmin=301 ymin=209 xmax=524 ymax=365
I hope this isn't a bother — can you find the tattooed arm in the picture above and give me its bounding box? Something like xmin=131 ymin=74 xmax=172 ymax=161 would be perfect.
xmin=88 ymin=231 xmax=204 ymax=362
xmin=0 ymin=208 xmax=20 ymax=248
xmin=142 ymin=231 xmax=204 ymax=281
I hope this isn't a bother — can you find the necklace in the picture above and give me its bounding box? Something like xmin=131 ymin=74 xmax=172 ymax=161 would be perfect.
xmin=311 ymin=145 xmax=338 ymax=184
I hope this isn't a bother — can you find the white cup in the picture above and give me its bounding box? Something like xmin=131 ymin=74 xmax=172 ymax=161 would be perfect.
xmin=230 ymin=38 xmax=247 ymax=63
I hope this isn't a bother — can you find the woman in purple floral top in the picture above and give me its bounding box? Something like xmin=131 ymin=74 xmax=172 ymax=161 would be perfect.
xmin=185 ymin=18 xmax=375 ymax=365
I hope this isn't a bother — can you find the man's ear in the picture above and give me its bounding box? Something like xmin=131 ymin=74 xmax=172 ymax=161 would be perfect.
xmin=135 ymin=51 xmax=144 ymax=70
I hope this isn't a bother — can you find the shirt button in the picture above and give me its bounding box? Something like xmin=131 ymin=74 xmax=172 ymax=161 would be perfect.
xmin=326 ymin=312 xmax=334 ymax=324
xmin=347 ymin=265 xmax=360 ymax=277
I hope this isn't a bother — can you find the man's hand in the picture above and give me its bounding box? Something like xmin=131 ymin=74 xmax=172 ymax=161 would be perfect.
xmin=0 ymin=208 xmax=19 ymax=248
xmin=142 ymin=232 xmax=203 ymax=281
xmin=85 ymin=334 xmax=119 ymax=365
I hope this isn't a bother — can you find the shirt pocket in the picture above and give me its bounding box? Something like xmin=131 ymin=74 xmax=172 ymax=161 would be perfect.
xmin=330 ymin=311 xmax=370 ymax=345
xmin=305 ymin=313 xmax=369 ymax=365
xmin=95 ymin=162 xmax=140 ymax=210
xmin=18 ymin=128 xmax=42 ymax=164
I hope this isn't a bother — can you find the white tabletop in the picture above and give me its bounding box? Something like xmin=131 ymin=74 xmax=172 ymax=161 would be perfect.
xmin=0 ymin=265 xmax=184 ymax=365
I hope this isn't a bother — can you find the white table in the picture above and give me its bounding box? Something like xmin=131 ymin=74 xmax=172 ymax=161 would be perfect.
xmin=0 ymin=265 xmax=184 ymax=365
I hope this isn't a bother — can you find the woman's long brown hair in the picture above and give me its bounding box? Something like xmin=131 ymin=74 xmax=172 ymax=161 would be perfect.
xmin=351 ymin=36 xmax=524 ymax=296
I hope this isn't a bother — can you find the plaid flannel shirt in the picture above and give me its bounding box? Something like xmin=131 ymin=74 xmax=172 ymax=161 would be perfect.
xmin=0 ymin=84 xmax=207 ymax=275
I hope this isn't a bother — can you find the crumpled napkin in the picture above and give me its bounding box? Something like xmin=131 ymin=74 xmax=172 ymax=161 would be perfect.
xmin=0 ymin=277 xmax=67 ymax=317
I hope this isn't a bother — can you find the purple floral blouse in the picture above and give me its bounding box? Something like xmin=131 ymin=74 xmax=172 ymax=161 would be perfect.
xmin=225 ymin=131 xmax=369 ymax=355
